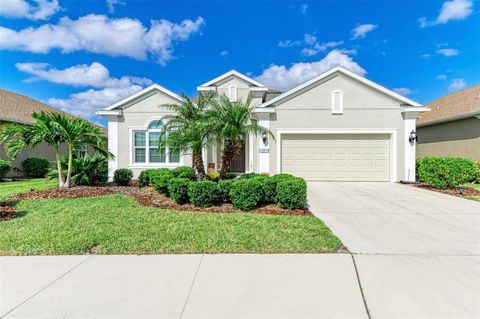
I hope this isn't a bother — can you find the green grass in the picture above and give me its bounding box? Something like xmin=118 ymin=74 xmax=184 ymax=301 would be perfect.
xmin=0 ymin=178 xmax=57 ymax=202
xmin=463 ymin=183 xmax=480 ymax=190
xmin=0 ymin=195 xmax=343 ymax=255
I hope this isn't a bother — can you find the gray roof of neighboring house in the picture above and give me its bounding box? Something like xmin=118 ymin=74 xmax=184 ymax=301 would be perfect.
xmin=417 ymin=85 xmax=480 ymax=125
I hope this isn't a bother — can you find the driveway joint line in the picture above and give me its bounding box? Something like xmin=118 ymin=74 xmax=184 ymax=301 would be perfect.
xmin=0 ymin=255 xmax=93 ymax=319
xmin=179 ymin=254 xmax=204 ymax=319
xmin=350 ymin=253 xmax=372 ymax=319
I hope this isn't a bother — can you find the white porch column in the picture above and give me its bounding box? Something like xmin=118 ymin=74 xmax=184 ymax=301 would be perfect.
xmin=107 ymin=116 xmax=119 ymax=181
xmin=402 ymin=106 xmax=429 ymax=182
xmin=257 ymin=114 xmax=270 ymax=174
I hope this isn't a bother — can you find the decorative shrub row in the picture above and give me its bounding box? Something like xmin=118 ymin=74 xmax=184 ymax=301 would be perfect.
xmin=0 ymin=159 xmax=12 ymax=179
xmin=113 ymin=168 xmax=133 ymax=186
xmin=22 ymin=157 xmax=50 ymax=178
xmin=138 ymin=166 xmax=196 ymax=188
xmin=417 ymin=157 xmax=477 ymax=188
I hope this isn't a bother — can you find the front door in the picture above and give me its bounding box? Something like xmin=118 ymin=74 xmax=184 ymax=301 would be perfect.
xmin=230 ymin=144 xmax=246 ymax=173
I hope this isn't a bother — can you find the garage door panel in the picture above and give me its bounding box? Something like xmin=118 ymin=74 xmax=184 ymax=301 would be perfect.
xmin=281 ymin=134 xmax=390 ymax=181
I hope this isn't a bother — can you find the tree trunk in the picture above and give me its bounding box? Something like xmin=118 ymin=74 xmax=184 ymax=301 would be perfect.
xmin=192 ymin=149 xmax=207 ymax=180
xmin=55 ymin=148 xmax=65 ymax=189
xmin=64 ymin=145 xmax=73 ymax=188
xmin=219 ymin=140 xmax=236 ymax=179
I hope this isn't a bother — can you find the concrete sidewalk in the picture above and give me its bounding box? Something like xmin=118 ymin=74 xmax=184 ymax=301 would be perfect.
xmin=1 ymin=254 xmax=368 ymax=319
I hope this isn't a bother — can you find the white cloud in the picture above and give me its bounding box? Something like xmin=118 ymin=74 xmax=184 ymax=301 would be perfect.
xmin=304 ymin=33 xmax=317 ymax=45
xmin=393 ymin=87 xmax=415 ymax=96
xmin=301 ymin=40 xmax=344 ymax=56
xmin=48 ymin=85 xmax=143 ymax=121
xmin=300 ymin=4 xmax=308 ymax=14
xmin=436 ymin=74 xmax=447 ymax=80
xmin=106 ymin=0 xmax=125 ymax=14
xmin=220 ymin=50 xmax=228 ymax=56
xmin=351 ymin=23 xmax=377 ymax=39
xmin=254 ymin=49 xmax=366 ymax=91
xmin=0 ymin=14 xmax=205 ymax=64
xmin=15 ymin=62 xmax=152 ymax=88
xmin=436 ymin=48 xmax=459 ymax=56
xmin=0 ymin=0 xmax=60 ymax=20
xmin=278 ymin=39 xmax=301 ymax=48
xmin=448 ymin=78 xmax=466 ymax=92
xmin=418 ymin=0 xmax=473 ymax=27
xmin=421 ymin=53 xmax=431 ymax=59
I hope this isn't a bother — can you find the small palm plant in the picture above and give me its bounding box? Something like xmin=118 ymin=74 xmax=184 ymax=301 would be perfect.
xmin=0 ymin=111 xmax=110 ymax=188
xmin=209 ymin=94 xmax=273 ymax=179
xmin=160 ymin=93 xmax=216 ymax=180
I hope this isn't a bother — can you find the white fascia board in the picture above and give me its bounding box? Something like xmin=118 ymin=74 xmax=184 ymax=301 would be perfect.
xmin=401 ymin=107 xmax=429 ymax=113
xmin=252 ymin=107 xmax=276 ymax=114
xmin=198 ymin=70 xmax=267 ymax=89
xmin=96 ymin=109 xmax=123 ymax=116
xmin=197 ymin=86 xmax=216 ymax=91
xmin=258 ymin=66 xmax=423 ymax=108
xmin=103 ymin=84 xmax=184 ymax=111
xmin=417 ymin=111 xmax=480 ymax=127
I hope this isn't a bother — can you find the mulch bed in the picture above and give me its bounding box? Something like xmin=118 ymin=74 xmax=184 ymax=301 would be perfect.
xmin=0 ymin=205 xmax=16 ymax=222
xmin=414 ymin=183 xmax=480 ymax=198
xmin=5 ymin=186 xmax=313 ymax=217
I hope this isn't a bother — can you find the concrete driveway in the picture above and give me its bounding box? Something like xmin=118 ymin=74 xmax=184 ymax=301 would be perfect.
xmin=308 ymin=182 xmax=480 ymax=318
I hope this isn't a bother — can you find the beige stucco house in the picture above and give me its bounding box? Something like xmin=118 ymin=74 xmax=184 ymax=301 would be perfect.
xmin=97 ymin=66 xmax=428 ymax=182
xmin=416 ymin=85 xmax=480 ymax=161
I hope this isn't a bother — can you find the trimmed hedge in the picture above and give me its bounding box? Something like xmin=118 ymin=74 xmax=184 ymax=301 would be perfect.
xmin=0 ymin=159 xmax=11 ymax=179
xmin=474 ymin=161 xmax=480 ymax=184
xmin=188 ymin=181 xmax=220 ymax=207
xmin=230 ymin=178 xmax=263 ymax=211
xmin=138 ymin=169 xmax=157 ymax=187
xmin=22 ymin=157 xmax=50 ymax=178
xmin=417 ymin=157 xmax=475 ymax=188
xmin=151 ymin=169 xmax=174 ymax=195
xmin=168 ymin=178 xmax=191 ymax=204
xmin=113 ymin=168 xmax=133 ymax=186
xmin=172 ymin=166 xmax=197 ymax=181
xmin=253 ymin=176 xmax=277 ymax=204
xmin=277 ymin=177 xmax=307 ymax=209
xmin=218 ymin=179 xmax=234 ymax=203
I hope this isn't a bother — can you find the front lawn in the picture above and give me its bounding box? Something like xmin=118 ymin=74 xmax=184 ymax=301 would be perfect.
xmin=0 ymin=178 xmax=57 ymax=202
xmin=0 ymin=195 xmax=343 ymax=255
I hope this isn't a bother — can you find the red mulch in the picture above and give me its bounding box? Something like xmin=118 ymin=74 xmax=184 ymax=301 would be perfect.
xmin=5 ymin=186 xmax=313 ymax=217
xmin=0 ymin=205 xmax=16 ymax=221
xmin=414 ymin=183 xmax=480 ymax=197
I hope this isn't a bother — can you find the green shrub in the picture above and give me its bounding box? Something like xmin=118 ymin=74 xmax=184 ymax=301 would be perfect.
xmin=252 ymin=176 xmax=277 ymax=204
xmin=22 ymin=157 xmax=50 ymax=177
xmin=271 ymin=173 xmax=295 ymax=183
xmin=218 ymin=179 xmax=235 ymax=203
xmin=138 ymin=169 xmax=157 ymax=187
xmin=168 ymin=178 xmax=191 ymax=204
xmin=188 ymin=181 xmax=220 ymax=207
xmin=417 ymin=157 xmax=475 ymax=188
xmin=277 ymin=177 xmax=307 ymax=209
xmin=151 ymin=169 xmax=174 ymax=195
xmin=238 ymin=173 xmax=260 ymax=180
xmin=113 ymin=168 xmax=133 ymax=186
xmin=207 ymin=170 xmax=220 ymax=181
xmin=47 ymin=154 xmax=107 ymax=186
xmin=230 ymin=179 xmax=263 ymax=211
xmin=0 ymin=159 xmax=11 ymax=179
xmin=225 ymin=172 xmax=238 ymax=180
xmin=172 ymin=166 xmax=196 ymax=181
xmin=474 ymin=161 xmax=480 ymax=183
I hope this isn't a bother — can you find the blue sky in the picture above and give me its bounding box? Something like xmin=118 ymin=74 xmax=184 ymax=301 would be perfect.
xmin=1 ymin=0 xmax=479 ymax=126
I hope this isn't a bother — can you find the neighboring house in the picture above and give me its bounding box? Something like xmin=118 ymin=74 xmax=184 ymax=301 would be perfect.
xmin=98 ymin=66 xmax=428 ymax=182
xmin=0 ymin=88 xmax=105 ymax=176
xmin=416 ymin=85 xmax=480 ymax=161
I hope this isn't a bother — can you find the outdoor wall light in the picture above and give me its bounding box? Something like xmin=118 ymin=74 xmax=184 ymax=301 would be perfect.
xmin=262 ymin=132 xmax=268 ymax=147
xmin=409 ymin=130 xmax=417 ymax=144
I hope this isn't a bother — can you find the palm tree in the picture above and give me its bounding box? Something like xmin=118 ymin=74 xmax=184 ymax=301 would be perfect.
xmin=0 ymin=111 xmax=110 ymax=188
xmin=208 ymin=94 xmax=273 ymax=179
xmin=160 ymin=93 xmax=215 ymax=179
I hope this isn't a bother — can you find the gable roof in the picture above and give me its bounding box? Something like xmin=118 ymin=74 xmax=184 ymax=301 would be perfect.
xmin=257 ymin=66 xmax=422 ymax=108
xmin=103 ymin=84 xmax=184 ymax=111
xmin=197 ymin=70 xmax=267 ymax=90
xmin=417 ymin=84 xmax=480 ymax=126
xmin=0 ymin=89 xmax=106 ymax=133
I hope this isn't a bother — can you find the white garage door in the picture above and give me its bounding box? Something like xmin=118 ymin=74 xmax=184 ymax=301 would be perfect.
xmin=281 ymin=134 xmax=390 ymax=181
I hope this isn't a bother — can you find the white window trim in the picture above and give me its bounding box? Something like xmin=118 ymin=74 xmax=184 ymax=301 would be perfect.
xmin=275 ymin=128 xmax=398 ymax=183
xmin=128 ymin=120 xmax=183 ymax=168
xmin=228 ymin=85 xmax=238 ymax=102
xmin=331 ymin=90 xmax=343 ymax=114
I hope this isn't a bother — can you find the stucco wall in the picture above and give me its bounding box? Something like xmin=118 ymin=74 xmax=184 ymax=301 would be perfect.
xmin=267 ymin=73 xmax=407 ymax=180
xmin=115 ymin=91 xmax=193 ymax=178
xmin=417 ymin=117 xmax=480 ymax=160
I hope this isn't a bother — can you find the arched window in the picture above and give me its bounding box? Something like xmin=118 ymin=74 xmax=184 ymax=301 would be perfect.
xmin=332 ymin=90 xmax=343 ymax=114
xmin=228 ymin=85 xmax=237 ymax=102
xmin=132 ymin=120 xmax=180 ymax=164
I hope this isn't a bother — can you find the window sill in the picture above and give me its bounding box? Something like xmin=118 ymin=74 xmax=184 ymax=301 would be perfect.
xmin=128 ymin=163 xmax=183 ymax=168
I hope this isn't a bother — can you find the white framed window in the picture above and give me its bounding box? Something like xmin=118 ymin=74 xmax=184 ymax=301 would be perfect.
xmin=132 ymin=120 xmax=180 ymax=165
xmin=228 ymin=85 xmax=238 ymax=102
xmin=331 ymin=90 xmax=343 ymax=114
